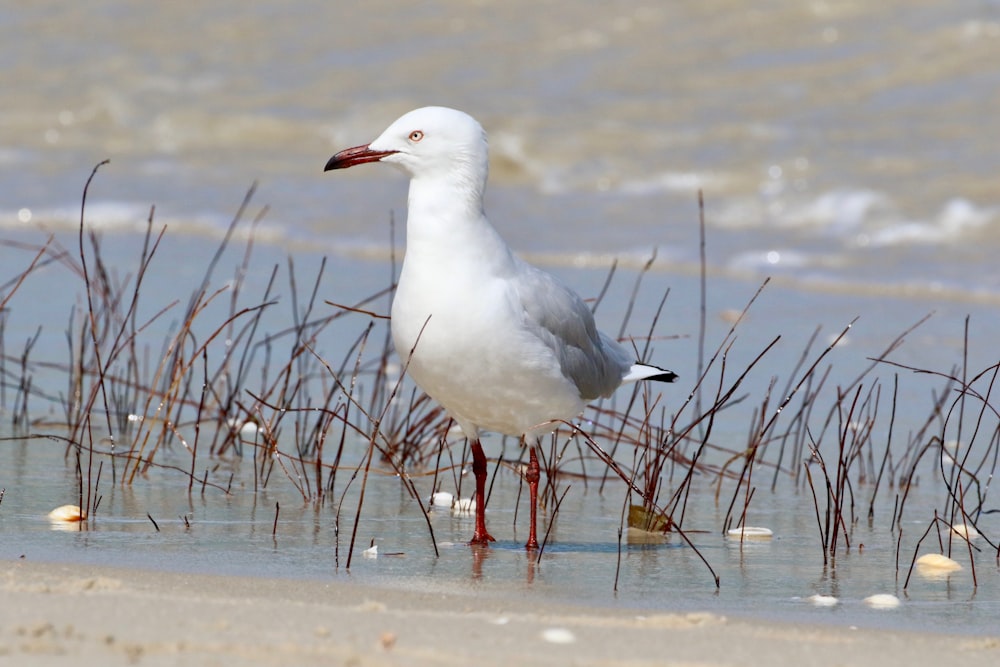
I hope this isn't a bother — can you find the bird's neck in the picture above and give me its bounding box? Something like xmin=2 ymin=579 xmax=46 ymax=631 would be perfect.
xmin=407 ymin=170 xmax=483 ymax=221
xmin=405 ymin=174 xmax=491 ymax=242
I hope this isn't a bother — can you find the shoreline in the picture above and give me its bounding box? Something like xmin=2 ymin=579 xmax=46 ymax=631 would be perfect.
xmin=2 ymin=558 xmax=996 ymax=666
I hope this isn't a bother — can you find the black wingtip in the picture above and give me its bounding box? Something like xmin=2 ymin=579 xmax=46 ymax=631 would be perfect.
xmin=651 ymin=370 xmax=678 ymax=383
xmin=628 ymin=363 xmax=678 ymax=384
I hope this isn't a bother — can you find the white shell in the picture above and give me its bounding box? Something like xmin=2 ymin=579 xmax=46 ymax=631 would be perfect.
xmin=864 ymin=594 xmax=901 ymax=609
xmin=951 ymin=523 xmax=979 ymax=540
xmin=431 ymin=491 xmax=454 ymax=508
xmin=726 ymin=526 xmax=773 ymax=540
xmin=240 ymin=421 xmax=260 ymax=436
xmin=808 ymin=594 xmax=839 ymax=607
xmin=540 ymin=628 xmax=576 ymax=644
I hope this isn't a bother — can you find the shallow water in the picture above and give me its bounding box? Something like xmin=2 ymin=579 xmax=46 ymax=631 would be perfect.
xmin=2 ymin=424 xmax=998 ymax=637
xmin=1 ymin=0 xmax=999 ymax=639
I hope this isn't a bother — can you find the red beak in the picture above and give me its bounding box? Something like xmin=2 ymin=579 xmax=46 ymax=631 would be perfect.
xmin=324 ymin=144 xmax=396 ymax=171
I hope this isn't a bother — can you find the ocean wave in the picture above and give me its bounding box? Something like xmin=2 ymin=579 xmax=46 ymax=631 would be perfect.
xmin=0 ymin=200 xmax=288 ymax=245
xmin=618 ymin=171 xmax=731 ymax=196
xmin=858 ymin=198 xmax=995 ymax=247
xmin=713 ymin=190 xmax=996 ymax=247
xmin=507 ymin=161 xmax=997 ymax=253
xmin=728 ymin=248 xmax=816 ymax=272
xmin=0 ymin=201 xmax=154 ymax=232
xmin=712 ymin=189 xmax=894 ymax=232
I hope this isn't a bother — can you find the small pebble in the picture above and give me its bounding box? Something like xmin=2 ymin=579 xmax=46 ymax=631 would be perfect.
xmin=941 ymin=440 xmax=960 ymax=468
xmin=718 ymin=309 xmax=742 ymax=324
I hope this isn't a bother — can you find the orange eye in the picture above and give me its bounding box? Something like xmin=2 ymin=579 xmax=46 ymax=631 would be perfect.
xmin=409 ymin=130 xmax=424 ymax=142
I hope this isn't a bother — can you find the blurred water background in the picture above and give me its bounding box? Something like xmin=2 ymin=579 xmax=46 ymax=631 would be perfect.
xmin=3 ymin=1 xmax=999 ymax=295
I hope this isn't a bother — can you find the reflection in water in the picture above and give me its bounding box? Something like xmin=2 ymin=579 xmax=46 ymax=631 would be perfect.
xmin=48 ymin=519 xmax=89 ymax=533
xmin=470 ymin=543 xmax=490 ymax=581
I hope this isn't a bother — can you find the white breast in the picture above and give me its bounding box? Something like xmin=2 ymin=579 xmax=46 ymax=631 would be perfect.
xmin=391 ymin=256 xmax=584 ymax=439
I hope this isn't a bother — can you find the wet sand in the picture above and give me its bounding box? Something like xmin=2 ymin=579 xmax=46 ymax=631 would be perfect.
xmin=2 ymin=558 xmax=996 ymax=666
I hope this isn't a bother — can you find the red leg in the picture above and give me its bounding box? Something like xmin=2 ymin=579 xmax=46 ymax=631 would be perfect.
xmin=469 ymin=439 xmax=495 ymax=544
xmin=525 ymin=445 xmax=540 ymax=550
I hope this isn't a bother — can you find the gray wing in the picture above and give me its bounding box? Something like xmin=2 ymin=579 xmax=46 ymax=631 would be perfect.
xmin=512 ymin=262 xmax=631 ymax=400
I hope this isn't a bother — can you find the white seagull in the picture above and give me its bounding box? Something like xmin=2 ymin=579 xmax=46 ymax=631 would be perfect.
xmin=325 ymin=106 xmax=676 ymax=548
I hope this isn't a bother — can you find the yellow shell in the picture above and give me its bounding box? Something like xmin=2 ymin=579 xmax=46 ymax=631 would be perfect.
xmin=916 ymin=553 xmax=962 ymax=572
xmin=47 ymin=505 xmax=86 ymax=522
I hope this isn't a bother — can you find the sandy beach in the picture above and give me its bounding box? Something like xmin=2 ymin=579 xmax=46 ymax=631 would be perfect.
xmin=1 ymin=558 xmax=996 ymax=666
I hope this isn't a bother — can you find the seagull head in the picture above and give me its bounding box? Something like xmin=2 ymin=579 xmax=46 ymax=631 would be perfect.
xmin=324 ymin=106 xmax=489 ymax=186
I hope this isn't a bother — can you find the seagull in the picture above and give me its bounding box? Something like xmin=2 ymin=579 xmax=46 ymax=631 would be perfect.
xmin=325 ymin=106 xmax=676 ymax=549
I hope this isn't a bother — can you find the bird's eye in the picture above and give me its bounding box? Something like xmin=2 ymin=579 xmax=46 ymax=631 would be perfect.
xmin=409 ymin=130 xmax=424 ymax=142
